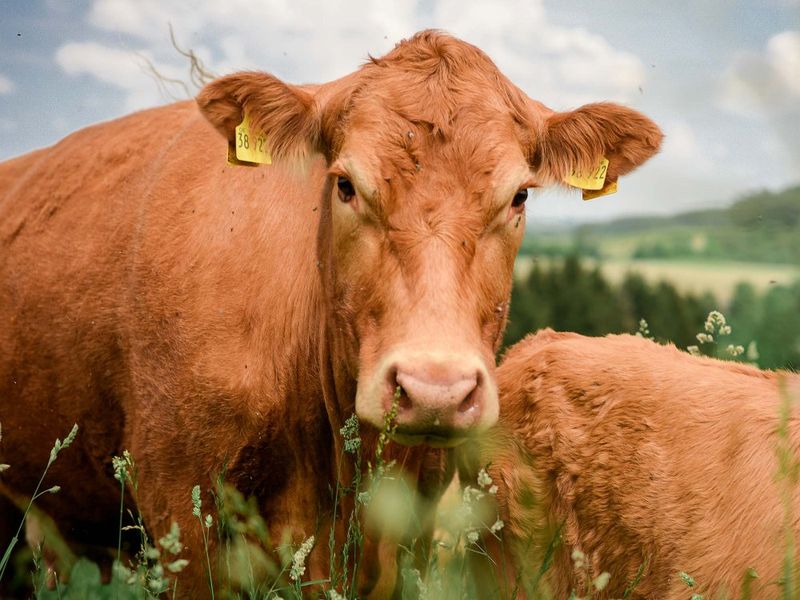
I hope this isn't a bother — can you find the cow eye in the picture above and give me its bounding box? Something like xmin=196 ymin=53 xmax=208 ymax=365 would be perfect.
xmin=512 ymin=188 xmax=529 ymax=208
xmin=337 ymin=177 xmax=355 ymax=203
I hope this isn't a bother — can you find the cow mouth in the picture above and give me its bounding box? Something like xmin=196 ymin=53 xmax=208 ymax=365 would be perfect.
xmin=389 ymin=427 xmax=470 ymax=448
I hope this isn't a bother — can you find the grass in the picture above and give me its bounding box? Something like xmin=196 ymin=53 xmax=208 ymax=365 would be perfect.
xmin=1 ymin=313 xmax=799 ymax=599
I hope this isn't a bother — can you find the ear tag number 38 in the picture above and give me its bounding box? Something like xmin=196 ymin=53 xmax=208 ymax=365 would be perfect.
xmin=227 ymin=113 xmax=272 ymax=166
xmin=564 ymin=157 xmax=618 ymax=200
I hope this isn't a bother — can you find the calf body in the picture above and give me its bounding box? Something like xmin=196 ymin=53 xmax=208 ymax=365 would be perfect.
xmin=468 ymin=330 xmax=800 ymax=599
xmin=0 ymin=32 xmax=661 ymax=597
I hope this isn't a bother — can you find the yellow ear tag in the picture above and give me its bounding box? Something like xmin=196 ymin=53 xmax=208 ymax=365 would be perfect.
xmin=563 ymin=156 xmax=618 ymax=200
xmin=564 ymin=156 xmax=609 ymax=190
xmin=581 ymin=179 xmax=617 ymax=201
xmin=228 ymin=113 xmax=272 ymax=166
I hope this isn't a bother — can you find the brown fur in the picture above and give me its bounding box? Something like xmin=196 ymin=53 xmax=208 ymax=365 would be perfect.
xmin=0 ymin=31 xmax=661 ymax=597
xmin=464 ymin=330 xmax=800 ymax=599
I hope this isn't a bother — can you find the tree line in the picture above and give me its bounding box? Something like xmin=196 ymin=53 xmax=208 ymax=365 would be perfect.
xmin=504 ymin=255 xmax=800 ymax=371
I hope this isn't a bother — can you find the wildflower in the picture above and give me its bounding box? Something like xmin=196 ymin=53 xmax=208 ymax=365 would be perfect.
xmin=340 ymin=413 xmax=361 ymax=454
xmin=112 ymin=455 xmax=128 ymax=482
xmin=687 ymin=345 xmax=701 ymax=356
xmin=489 ymin=518 xmax=504 ymax=533
xmin=706 ymin=310 xmax=726 ymax=328
xmin=477 ymin=468 xmax=492 ymax=488
xmin=702 ymin=311 xmax=732 ymax=338
xmin=725 ymin=344 xmax=744 ymax=357
xmin=461 ymin=485 xmax=485 ymax=506
xmin=0 ymin=464 xmax=8 ymax=473
xmin=636 ymin=318 xmax=652 ymax=339
xmin=191 ymin=485 xmax=201 ymax=517
xmin=488 ymin=484 xmax=498 ymax=495
xmin=747 ymin=341 xmax=759 ymax=361
xmin=593 ymin=572 xmax=611 ymax=591
xmin=329 ymin=591 xmax=346 ymax=600
xmin=466 ymin=530 xmax=479 ymax=544
xmin=49 ymin=423 xmax=79 ymax=465
xmin=159 ymin=522 xmax=183 ymax=555
xmin=289 ymin=535 xmax=315 ymax=582
xmin=113 ymin=562 xmax=133 ymax=583
xmin=571 ymin=548 xmax=585 ymax=569
xmin=45 ymin=485 xmax=61 ymax=494
xmin=696 ymin=333 xmax=713 ymax=344
xmin=166 ymin=559 xmax=189 ymax=573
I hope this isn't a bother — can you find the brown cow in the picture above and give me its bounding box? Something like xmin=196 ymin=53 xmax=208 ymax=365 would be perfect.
xmin=461 ymin=330 xmax=800 ymax=599
xmin=0 ymin=32 xmax=661 ymax=597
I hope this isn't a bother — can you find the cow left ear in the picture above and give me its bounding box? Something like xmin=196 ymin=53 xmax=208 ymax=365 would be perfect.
xmin=196 ymin=71 xmax=319 ymax=162
xmin=533 ymin=102 xmax=663 ymax=185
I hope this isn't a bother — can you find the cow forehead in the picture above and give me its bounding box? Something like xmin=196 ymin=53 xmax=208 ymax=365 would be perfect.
xmin=339 ymin=108 xmax=531 ymax=196
xmin=330 ymin=34 xmax=538 ymax=183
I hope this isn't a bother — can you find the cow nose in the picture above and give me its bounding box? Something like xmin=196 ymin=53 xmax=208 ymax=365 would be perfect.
xmin=387 ymin=360 xmax=485 ymax=435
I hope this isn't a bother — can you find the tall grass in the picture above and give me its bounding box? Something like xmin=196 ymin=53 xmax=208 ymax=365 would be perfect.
xmin=0 ymin=424 xmax=78 ymax=582
xmin=1 ymin=313 xmax=799 ymax=598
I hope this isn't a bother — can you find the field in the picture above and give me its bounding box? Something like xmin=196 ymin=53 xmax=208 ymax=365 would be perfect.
xmin=514 ymin=255 xmax=800 ymax=304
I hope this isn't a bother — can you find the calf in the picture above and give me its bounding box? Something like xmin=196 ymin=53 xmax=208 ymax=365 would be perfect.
xmin=463 ymin=330 xmax=800 ymax=599
xmin=0 ymin=32 xmax=661 ymax=597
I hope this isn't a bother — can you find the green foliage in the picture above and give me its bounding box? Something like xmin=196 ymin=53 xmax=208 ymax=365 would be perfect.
xmin=505 ymin=255 xmax=800 ymax=371
xmin=528 ymin=184 xmax=800 ymax=265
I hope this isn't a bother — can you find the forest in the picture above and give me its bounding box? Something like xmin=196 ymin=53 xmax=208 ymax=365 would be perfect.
xmin=506 ymin=185 xmax=800 ymax=371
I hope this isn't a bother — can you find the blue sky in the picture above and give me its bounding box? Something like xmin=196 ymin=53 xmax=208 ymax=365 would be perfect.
xmin=1 ymin=0 xmax=798 ymax=222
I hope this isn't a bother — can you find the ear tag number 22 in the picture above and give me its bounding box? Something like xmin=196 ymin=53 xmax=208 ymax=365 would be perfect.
xmin=227 ymin=113 xmax=272 ymax=166
xmin=564 ymin=157 xmax=617 ymax=200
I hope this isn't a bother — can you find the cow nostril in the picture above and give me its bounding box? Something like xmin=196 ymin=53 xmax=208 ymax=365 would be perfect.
xmin=386 ymin=366 xmax=413 ymax=413
xmin=390 ymin=383 xmax=411 ymax=412
xmin=396 ymin=386 xmax=412 ymax=411
xmin=457 ymin=370 xmax=481 ymax=414
xmin=457 ymin=389 xmax=477 ymax=413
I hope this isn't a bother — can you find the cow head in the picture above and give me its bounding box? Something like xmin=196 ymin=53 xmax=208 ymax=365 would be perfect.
xmin=197 ymin=31 xmax=662 ymax=446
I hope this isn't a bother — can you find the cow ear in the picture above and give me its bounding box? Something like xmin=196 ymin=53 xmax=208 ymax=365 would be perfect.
xmin=533 ymin=103 xmax=663 ymax=185
xmin=196 ymin=71 xmax=319 ymax=161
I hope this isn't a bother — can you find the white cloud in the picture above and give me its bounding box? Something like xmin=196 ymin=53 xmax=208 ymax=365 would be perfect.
xmin=720 ymin=30 xmax=800 ymax=116
xmin=55 ymin=41 xmax=192 ymax=111
xmin=719 ymin=30 xmax=800 ymax=172
xmin=659 ymin=120 xmax=714 ymax=175
xmin=0 ymin=73 xmax=15 ymax=95
xmin=57 ymin=0 xmax=646 ymax=115
xmin=427 ymin=0 xmax=645 ymax=107
xmin=769 ymin=31 xmax=800 ymax=96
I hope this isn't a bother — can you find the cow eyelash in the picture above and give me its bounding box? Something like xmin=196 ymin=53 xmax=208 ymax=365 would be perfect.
xmin=337 ymin=176 xmax=356 ymax=203
xmin=512 ymin=188 xmax=529 ymax=208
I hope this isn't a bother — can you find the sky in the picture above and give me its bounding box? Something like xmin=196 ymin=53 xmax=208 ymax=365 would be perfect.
xmin=0 ymin=0 xmax=798 ymax=223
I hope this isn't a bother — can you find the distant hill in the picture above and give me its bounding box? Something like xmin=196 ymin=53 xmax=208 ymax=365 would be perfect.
xmin=522 ymin=185 xmax=800 ymax=265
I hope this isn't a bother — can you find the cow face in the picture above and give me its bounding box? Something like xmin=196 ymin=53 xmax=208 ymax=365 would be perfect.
xmin=197 ymin=31 xmax=662 ymax=446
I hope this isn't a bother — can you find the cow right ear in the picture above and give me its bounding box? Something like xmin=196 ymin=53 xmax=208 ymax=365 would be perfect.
xmin=196 ymin=71 xmax=319 ymax=162
xmin=532 ymin=102 xmax=663 ymax=186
